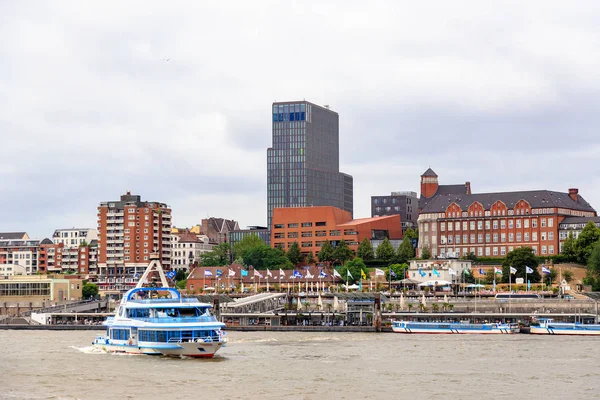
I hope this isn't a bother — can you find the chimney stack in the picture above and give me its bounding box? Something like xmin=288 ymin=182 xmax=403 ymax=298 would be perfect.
xmin=569 ymin=188 xmax=579 ymax=202
xmin=465 ymin=181 xmax=471 ymax=195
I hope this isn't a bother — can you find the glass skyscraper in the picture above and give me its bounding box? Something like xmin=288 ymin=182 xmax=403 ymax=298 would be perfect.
xmin=267 ymin=101 xmax=353 ymax=228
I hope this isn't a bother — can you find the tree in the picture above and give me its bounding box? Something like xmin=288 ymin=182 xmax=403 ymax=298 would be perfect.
xmin=243 ymin=245 xmax=293 ymax=270
xmin=461 ymin=269 xmax=475 ymax=284
xmin=562 ymin=270 xmax=574 ymax=283
xmin=404 ymin=227 xmax=418 ymax=240
xmin=356 ymin=238 xmax=374 ymax=261
xmin=584 ymin=242 xmax=600 ymax=290
xmin=396 ymin=238 xmax=415 ymax=264
xmin=574 ymin=221 xmax=600 ymax=264
xmin=306 ymin=251 xmax=316 ymax=265
xmin=199 ymin=243 xmax=229 ymax=266
xmin=462 ymin=252 xmax=478 ymax=262
xmin=483 ymin=269 xmax=496 ymax=285
xmin=232 ymin=235 xmax=266 ymax=260
xmin=502 ymin=247 xmax=540 ymax=283
xmin=561 ymin=232 xmax=577 ymax=262
xmin=286 ymin=242 xmax=302 ymax=265
xmin=82 ymin=282 xmax=98 ymax=299
xmin=175 ymin=269 xmax=188 ymax=281
xmin=421 ymin=247 xmax=431 ymax=260
xmin=338 ymin=257 xmax=367 ymax=285
xmin=375 ymin=238 xmax=395 ymax=262
xmin=317 ymin=240 xmax=334 ymax=265
xmin=333 ymin=240 xmax=354 ymax=265
xmin=386 ymin=263 xmax=408 ymax=281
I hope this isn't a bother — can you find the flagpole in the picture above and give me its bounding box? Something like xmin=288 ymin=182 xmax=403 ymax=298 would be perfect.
xmin=525 ymin=267 xmax=528 ymax=293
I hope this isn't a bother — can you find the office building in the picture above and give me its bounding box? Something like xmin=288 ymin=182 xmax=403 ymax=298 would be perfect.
xmin=267 ymin=101 xmax=353 ymax=229
xmin=371 ymin=191 xmax=418 ymax=231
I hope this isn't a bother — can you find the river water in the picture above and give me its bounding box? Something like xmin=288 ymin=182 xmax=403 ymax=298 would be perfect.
xmin=0 ymin=330 xmax=598 ymax=400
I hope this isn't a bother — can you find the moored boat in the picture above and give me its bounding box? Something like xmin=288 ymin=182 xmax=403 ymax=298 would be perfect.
xmin=529 ymin=318 xmax=600 ymax=336
xmin=391 ymin=320 xmax=519 ymax=334
xmin=92 ymin=255 xmax=227 ymax=357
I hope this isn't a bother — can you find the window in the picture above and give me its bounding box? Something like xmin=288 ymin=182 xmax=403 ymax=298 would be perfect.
xmin=524 ymin=232 xmax=530 ymax=241
xmin=344 ymin=230 xmax=358 ymax=235
xmin=478 ymin=234 xmax=483 ymax=243
xmin=516 ymin=233 xmax=522 ymax=242
xmin=548 ymin=232 xmax=554 ymax=241
xmin=524 ymin=219 xmax=529 ymax=228
xmin=532 ymin=232 xmax=538 ymax=241
xmin=329 ymin=230 xmax=341 ymax=236
xmin=500 ymin=247 xmax=506 ymax=256
xmin=501 ymin=233 xmax=506 ymax=243
xmin=274 ymin=224 xmax=284 ymax=229
xmin=541 ymin=232 xmax=546 ymax=241
xmin=477 ymin=247 xmax=483 ymax=256
xmin=463 ymin=234 xmax=468 ymax=244
xmin=541 ymin=246 xmax=547 ymax=255
xmin=493 ymin=247 xmax=498 ymax=256
xmin=493 ymin=220 xmax=498 ymax=229
xmin=288 ymin=223 xmax=298 ymax=228
xmin=477 ymin=221 xmax=483 ymax=230
xmin=501 ymin=220 xmax=506 ymax=229
xmin=463 ymin=222 xmax=468 ymax=230
xmin=516 ymin=220 xmax=521 ymax=228
xmin=548 ymin=218 xmax=554 ymax=228
xmin=315 ymin=230 xmax=327 ymax=237
xmin=509 ymin=233 xmax=514 ymax=242
xmin=541 ymin=218 xmax=546 ymax=227
xmin=315 ymin=221 xmax=326 ymax=227
xmin=470 ymin=221 xmax=475 ymax=230
xmin=532 ymin=219 xmax=538 ymax=228
xmin=485 ymin=233 xmax=491 ymax=243
xmin=455 ymin=235 xmax=460 ymax=244
xmin=532 ymin=246 xmax=537 ymax=254
xmin=287 ymin=232 xmax=298 ymax=238
xmin=274 ymin=233 xmax=285 ymax=239
xmin=493 ymin=233 xmax=498 ymax=242
xmin=485 ymin=221 xmax=490 ymax=230
xmin=455 ymin=222 xmax=460 ymax=230
xmin=508 ymin=220 xmax=513 ymax=229
xmin=301 ymin=242 xmax=313 ymax=248
xmin=301 ymin=222 xmax=312 ymax=227
xmin=448 ymin=222 xmax=453 ymax=231
xmin=440 ymin=223 xmax=445 ymax=232
xmin=470 ymin=234 xmax=475 ymax=243
xmin=485 ymin=247 xmax=491 ymax=256
xmin=301 ymin=232 xmax=313 ymax=237
xmin=549 ymin=245 xmax=554 ymax=254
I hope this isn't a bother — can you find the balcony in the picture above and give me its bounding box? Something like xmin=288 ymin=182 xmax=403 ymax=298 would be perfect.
xmin=107 ymin=211 xmax=124 ymax=217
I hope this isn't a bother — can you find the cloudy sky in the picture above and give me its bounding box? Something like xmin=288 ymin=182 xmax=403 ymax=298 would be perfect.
xmin=2 ymin=1 xmax=600 ymax=238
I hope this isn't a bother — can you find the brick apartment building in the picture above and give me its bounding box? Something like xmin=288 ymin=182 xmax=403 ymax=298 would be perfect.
xmin=417 ymin=169 xmax=597 ymax=258
xmin=271 ymin=206 xmax=402 ymax=255
xmin=97 ymin=192 xmax=172 ymax=292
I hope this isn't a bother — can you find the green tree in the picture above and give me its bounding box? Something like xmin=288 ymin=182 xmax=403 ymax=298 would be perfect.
xmin=82 ymin=282 xmax=98 ymax=299
xmin=286 ymin=242 xmax=302 ymax=265
xmin=396 ymin=238 xmax=415 ymax=264
xmin=306 ymin=251 xmax=316 ymax=265
xmin=375 ymin=237 xmax=395 ymax=262
xmin=483 ymin=269 xmax=496 ymax=285
xmin=243 ymin=245 xmax=293 ymax=270
xmin=333 ymin=240 xmax=354 ymax=265
xmin=575 ymin=221 xmax=600 ymax=264
xmin=317 ymin=240 xmax=334 ymax=265
xmin=338 ymin=257 xmax=367 ymax=285
xmin=562 ymin=270 xmax=574 ymax=283
xmin=404 ymin=227 xmax=418 ymax=240
xmin=421 ymin=246 xmax=431 ymax=260
xmin=175 ymin=269 xmax=188 ymax=281
xmin=356 ymin=238 xmax=374 ymax=261
xmin=461 ymin=269 xmax=475 ymax=284
xmin=584 ymin=242 xmax=600 ymax=290
xmin=199 ymin=243 xmax=229 ymax=266
xmin=386 ymin=263 xmax=408 ymax=281
xmin=232 ymin=235 xmax=266 ymax=260
xmin=461 ymin=252 xmax=478 ymax=262
xmin=502 ymin=247 xmax=540 ymax=283
xmin=561 ymin=232 xmax=577 ymax=262
xmin=176 ymin=280 xmax=187 ymax=290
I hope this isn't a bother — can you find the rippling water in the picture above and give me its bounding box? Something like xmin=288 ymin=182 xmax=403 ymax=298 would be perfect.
xmin=1 ymin=330 xmax=599 ymax=400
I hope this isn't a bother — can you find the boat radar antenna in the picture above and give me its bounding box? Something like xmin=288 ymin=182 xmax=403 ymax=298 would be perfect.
xmin=135 ymin=251 xmax=169 ymax=288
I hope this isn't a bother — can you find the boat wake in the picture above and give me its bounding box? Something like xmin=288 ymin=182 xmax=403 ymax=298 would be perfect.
xmin=70 ymin=345 xmax=106 ymax=354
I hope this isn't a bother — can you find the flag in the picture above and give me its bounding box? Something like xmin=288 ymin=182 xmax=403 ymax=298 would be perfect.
xmin=266 ymin=269 xmax=273 ymax=277
xmin=479 ymin=268 xmax=485 ymax=275
xmin=166 ymin=271 xmax=176 ymax=279
xmin=494 ymin=267 xmax=502 ymax=274
xmin=375 ymin=268 xmax=385 ymax=276
xmin=241 ymin=269 xmax=248 ymax=277
xmin=333 ymin=269 xmax=342 ymax=278
xmin=361 ymin=270 xmax=367 ymax=280
xmin=347 ymin=270 xmax=353 ymax=279
xmin=216 ymin=269 xmax=223 ymax=278
xmin=448 ymin=267 xmax=456 ymax=275
xmin=306 ymin=271 xmax=314 ymax=279
xmin=418 ymin=268 xmax=426 ymax=277
xmin=228 ymin=269 xmax=236 ymax=277
xmin=293 ymin=270 xmax=303 ymax=278
xmin=204 ymin=269 xmax=213 ymax=277
xmin=542 ymin=266 xmax=551 ymax=274
xmin=318 ymin=270 xmax=328 ymax=278
xmin=254 ymin=270 xmax=263 ymax=278
xmin=510 ymin=266 xmax=517 ymax=274
xmin=405 ymin=269 xmax=410 ymax=279
xmin=526 ymin=266 xmax=534 ymax=274
xmin=390 ymin=269 xmax=397 ymax=278
xmin=279 ymin=268 xmax=285 ymax=276
xmin=134 ymin=273 xmax=140 ymax=278
xmin=433 ymin=268 xmax=441 ymax=277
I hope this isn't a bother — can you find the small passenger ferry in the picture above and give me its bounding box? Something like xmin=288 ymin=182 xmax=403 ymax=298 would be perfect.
xmin=92 ymin=256 xmax=227 ymax=357
xmin=529 ymin=318 xmax=600 ymax=336
xmin=391 ymin=320 xmax=519 ymax=334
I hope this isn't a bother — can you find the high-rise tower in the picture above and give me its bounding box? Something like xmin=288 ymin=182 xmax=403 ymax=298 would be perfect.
xmin=267 ymin=101 xmax=353 ymax=228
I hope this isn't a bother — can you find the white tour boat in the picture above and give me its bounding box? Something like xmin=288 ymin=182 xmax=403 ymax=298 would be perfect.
xmin=92 ymin=256 xmax=227 ymax=357
xmin=529 ymin=318 xmax=600 ymax=336
xmin=391 ymin=320 xmax=519 ymax=334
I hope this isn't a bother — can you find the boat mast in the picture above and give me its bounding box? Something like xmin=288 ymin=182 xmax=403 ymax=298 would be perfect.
xmin=135 ymin=252 xmax=170 ymax=289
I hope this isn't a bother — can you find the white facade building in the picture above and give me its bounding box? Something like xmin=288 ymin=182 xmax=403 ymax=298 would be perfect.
xmin=53 ymin=228 xmax=98 ymax=248
xmin=172 ymin=233 xmax=214 ymax=272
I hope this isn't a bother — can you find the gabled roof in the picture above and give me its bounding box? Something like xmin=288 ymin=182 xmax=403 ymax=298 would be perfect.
xmin=420 ymin=190 xmax=596 ymax=214
xmin=421 ymin=168 xmax=438 ymax=177
xmin=420 ymin=184 xmax=470 ymax=210
xmin=0 ymin=232 xmax=28 ymax=240
xmin=559 ymin=216 xmax=600 ymax=225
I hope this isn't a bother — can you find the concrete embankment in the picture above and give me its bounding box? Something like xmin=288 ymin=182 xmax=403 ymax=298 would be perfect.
xmin=0 ymin=324 xmax=391 ymax=332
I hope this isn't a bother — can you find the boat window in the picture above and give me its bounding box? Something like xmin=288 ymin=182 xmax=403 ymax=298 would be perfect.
xmin=179 ymin=308 xmax=199 ymax=317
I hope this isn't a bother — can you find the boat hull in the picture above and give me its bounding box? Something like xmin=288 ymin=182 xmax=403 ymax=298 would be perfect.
xmin=530 ymin=326 xmax=600 ymax=335
xmin=391 ymin=322 xmax=519 ymax=334
xmin=93 ymin=339 xmax=225 ymax=357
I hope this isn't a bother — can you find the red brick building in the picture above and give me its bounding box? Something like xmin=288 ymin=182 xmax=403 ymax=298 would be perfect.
xmin=271 ymin=206 xmax=402 ymax=255
xmin=417 ymin=169 xmax=596 ymax=258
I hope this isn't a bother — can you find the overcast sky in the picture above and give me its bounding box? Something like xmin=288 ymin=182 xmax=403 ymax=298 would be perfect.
xmin=2 ymin=1 xmax=600 ymax=238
